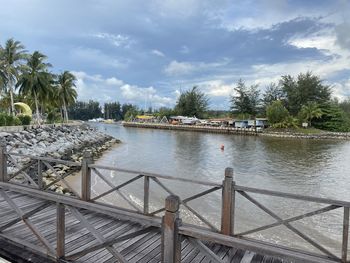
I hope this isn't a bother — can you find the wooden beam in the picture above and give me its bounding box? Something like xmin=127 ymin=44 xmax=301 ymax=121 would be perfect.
xmin=235 ymin=185 xmax=350 ymax=208
xmin=89 ymin=164 xmax=221 ymax=187
xmin=161 ymin=195 xmax=181 ymax=263
xmin=81 ymin=151 xmax=93 ymax=201
xmin=238 ymin=191 xmax=339 ymax=260
xmin=0 ymin=182 xmax=161 ymax=227
xmin=68 ymin=206 xmax=127 ymax=263
xmin=221 ymin=167 xmax=233 ymax=236
xmin=0 ymin=189 xmax=55 ymax=254
xmin=144 ymin=175 xmax=150 ymax=215
xmin=342 ymin=207 xmax=349 ymax=263
xmin=187 ymin=237 xmax=223 ymax=262
xmin=0 ymin=142 xmax=7 ymax=182
xmin=56 ymin=203 xmax=65 ymax=259
xmin=66 ymin=226 xmax=157 ymax=260
xmin=236 ymin=205 xmax=340 ymax=237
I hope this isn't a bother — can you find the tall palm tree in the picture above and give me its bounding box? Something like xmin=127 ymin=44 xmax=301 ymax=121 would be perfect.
xmin=16 ymin=51 xmax=52 ymax=124
xmin=57 ymin=71 xmax=77 ymax=122
xmin=0 ymin=38 xmax=27 ymax=116
xmin=300 ymin=101 xmax=323 ymax=127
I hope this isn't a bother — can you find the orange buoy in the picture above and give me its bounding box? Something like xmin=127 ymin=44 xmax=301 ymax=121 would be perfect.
xmin=220 ymin=144 xmax=224 ymax=150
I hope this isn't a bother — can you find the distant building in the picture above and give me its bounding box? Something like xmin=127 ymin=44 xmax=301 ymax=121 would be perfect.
xmin=247 ymin=118 xmax=268 ymax=128
xmin=234 ymin=120 xmax=249 ymax=128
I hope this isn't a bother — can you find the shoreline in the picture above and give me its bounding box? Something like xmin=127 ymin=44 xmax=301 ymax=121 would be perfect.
xmin=122 ymin=121 xmax=350 ymax=140
xmin=1 ymin=124 xmax=120 ymax=194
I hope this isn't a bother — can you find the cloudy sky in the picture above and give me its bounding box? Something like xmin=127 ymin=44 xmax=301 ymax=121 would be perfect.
xmin=1 ymin=0 xmax=350 ymax=109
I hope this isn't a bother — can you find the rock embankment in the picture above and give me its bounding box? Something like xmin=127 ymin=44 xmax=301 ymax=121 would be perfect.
xmin=260 ymin=131 xmax=350 ymax=140
xmin=0 ymin=124 xmax=119 ymax=194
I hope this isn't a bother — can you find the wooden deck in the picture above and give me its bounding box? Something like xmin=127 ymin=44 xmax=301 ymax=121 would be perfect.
xmin=0 ymin=190 xmax=281 ymax=263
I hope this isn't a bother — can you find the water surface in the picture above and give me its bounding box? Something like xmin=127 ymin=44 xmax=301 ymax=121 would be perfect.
xmin=86 ymin=123 xmax=350 ymax=255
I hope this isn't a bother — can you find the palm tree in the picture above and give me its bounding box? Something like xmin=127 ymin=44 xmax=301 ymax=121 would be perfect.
xmin=16 ymin=51 xmax=52 ymax=124
xmin=300 ymin=101 xmax=323 ymax=127
xmin=57 ymin=71 xmax=77 ymax=122
xmin=0 ymin=38 xmax=27 ymax=115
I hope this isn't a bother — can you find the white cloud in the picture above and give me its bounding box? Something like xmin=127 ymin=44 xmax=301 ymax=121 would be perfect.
xmin=151 ymin=49 xmax=165 ymax=57
xmin=164 ymin=60 xmax=195 ymax=76
xmin=92 ymin=32 xmax=134 ymax=48
xmin=120 ymin=84 xmax=173 ymax=107
xmin=72 ymin=71 xmax=174 ymax=107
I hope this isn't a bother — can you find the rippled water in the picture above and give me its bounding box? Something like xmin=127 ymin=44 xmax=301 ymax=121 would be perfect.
xmin=85 ymin=123 xmax=350 ymax=255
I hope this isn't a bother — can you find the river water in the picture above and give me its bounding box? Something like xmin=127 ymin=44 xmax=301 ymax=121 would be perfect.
xmin=83 ymin=123 xmax=350 ymax=256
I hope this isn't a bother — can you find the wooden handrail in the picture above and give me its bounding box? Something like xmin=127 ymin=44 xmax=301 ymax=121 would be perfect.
xmin=89 ymin=164 xmax=222 ymax=187
xmin=235 ymin=185 xmax=350 ymax=207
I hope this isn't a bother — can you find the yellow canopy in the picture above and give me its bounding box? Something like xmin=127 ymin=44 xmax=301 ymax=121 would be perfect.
xmin=136 ymin=115 xmax=154 ymax=120
xmin=14 ymin=102 xmax=32 ymax=117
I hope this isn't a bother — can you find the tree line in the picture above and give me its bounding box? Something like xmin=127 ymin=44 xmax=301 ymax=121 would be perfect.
xmin=0 ymin=38 xmax=77 ymax=124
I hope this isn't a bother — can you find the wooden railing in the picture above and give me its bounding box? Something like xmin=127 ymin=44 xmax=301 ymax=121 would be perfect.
xmin=0 ymin=144 xmax=349 ymax=262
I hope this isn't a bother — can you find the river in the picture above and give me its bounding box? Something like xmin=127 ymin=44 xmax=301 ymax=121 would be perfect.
xmin=78 ymin=123 xmax=350 ymax=255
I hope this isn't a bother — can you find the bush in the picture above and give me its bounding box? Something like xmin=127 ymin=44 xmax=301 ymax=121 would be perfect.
xmin=47 ymin=111 xmax=62 ymax=124
xmin=18 ymin=115 xmax=32 ymax=125
xmin=272 ymin=116 xmax=298 ymax=128
xmin=266 ymin=100 xmax=290 ymax=124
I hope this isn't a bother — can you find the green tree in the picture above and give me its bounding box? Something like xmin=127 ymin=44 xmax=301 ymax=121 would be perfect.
xmin=262 ymin=83 xmax=285 ymax=113
xmin=0 ymin=38 xmax=27 ymax=115
xmin=57 ymin=71 xmax=77 ymax=122
xmin=266 ymin=100 xmax=290 ymax=124
xmin=230 ymin=79 xmax=260 ymax=116
xmin=175 ymin=86 xmax=209 ymax=118
xmin=16 ymin=51 xmax=52 ymax=124
xmin=313 ymin=102 xmax=350 ymax=132
xmin=280 ymin=72 xmax=331 ymax=115
xmin=299 ymin=101 xmax=323 ymax=127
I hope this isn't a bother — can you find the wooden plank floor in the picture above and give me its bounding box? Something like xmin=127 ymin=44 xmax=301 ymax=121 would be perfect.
xmin=0 ymin=190 xmax=284 ymax=263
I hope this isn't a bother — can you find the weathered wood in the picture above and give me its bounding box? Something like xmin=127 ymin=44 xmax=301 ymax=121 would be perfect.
xmin=42 ymin=160 xmax=81 ymax=197
xmin=0 ymin=182 xmax=161 ymax=227
xmin=221 ymin=167 xmax=234 ymax=236
xmin=187 ymin=237 xmax=223 ymax=262
xmin=81 ymin=151 xmax=93 ymax=201
xmin=8 ymin=152 xmax=81 ymax=167
xmin=144 ymin=175 xmax=150 ymax=214
xmin=152 ymin=177 xmax=219 ymax=231
xmin=91 ymin=168 xmax=142 ymax=212
xmin=342 ymin=207 xmax=349 ymax=263
xmin=161 ymin=195 xmax=181 ymax=263
xmin=7 ymin=155 xmax=37 ymax=187
xmin=0 ymin=142 xmax=7 ymax=182
xmin=91 ymin=174 xmax=143 ymax=201
xmin=68 ymin=206 xmax=127 ymax=263
xmin=179 ymin=225 xmax=337 ymax=263
xmin=56 ymin=203 xmax=65 ymax=259
xmin=238 ymin=190 xmax=339 ymax=260
xmin=0 ymin=189 xmax=55 ymax=254
xmin=236 ymin=204 xmax=340 ymax=237
xmin=235 ymin=185 xmax=350 ymax=207
xmin=37 ymin=160 xmax=43 ymax=189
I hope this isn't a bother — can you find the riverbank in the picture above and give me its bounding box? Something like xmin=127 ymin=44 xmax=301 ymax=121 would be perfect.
xmin=122 ymin=122 xmax=350 ymax=140
xmin=0 ymin=124 xmax=120 ymax=194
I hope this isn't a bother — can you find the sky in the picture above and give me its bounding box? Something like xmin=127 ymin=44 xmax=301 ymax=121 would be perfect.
xmin=1 ymin=0 xmax=350 ymax=110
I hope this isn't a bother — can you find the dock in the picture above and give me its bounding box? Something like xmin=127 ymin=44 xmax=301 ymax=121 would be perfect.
xmin=122 ymin=122 xmax=260 ymax=135
xmin=0 ymin=145 xmax=349 ymax=262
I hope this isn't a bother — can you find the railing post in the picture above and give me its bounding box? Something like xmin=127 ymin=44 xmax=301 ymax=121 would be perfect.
xmin=342 ymin=207 xmax=349 ymax=262
xmin=161 ymin=195 xmax=181 ymax=263
xmin=221 ymin=167 xmax=234 ymax=235
xmin=144 ymin=175 xmax=150 ymax=214
xmin=56 ymin=203 xmax=65 ymax=259
xmin=81 ymin=150 xmax=93 ymax=201
xmin=0 ymin=141 xmax=7 ymax=182
xmin=37 ymin=160 xmax=43 ymax=189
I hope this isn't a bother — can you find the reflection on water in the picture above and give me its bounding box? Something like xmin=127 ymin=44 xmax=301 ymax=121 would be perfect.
xmin=87 ymin=123 xmax=350 ymax=254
